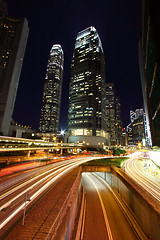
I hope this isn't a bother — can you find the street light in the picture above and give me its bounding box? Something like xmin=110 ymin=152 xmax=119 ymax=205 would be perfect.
xmin=60 ymin=130 xmax=65 ymax=135
xmin=52 ymin=136 xmax=56 ymax=142
xmin=138 ymin=142 xmax=142 ymax=150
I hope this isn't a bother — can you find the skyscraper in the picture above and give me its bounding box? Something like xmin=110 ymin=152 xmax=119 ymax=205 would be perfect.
xmin=126 ymin=109 xmax=145 ymax=145
xmin=0 ymin=0 xmax=29 ymax=136
xmin=39 ymin=44 xmax=64 ymax=134
xmin=116 ymin=96 xmax=122 ymax=145
xmin=106 ymin=83 xmax=122 ymax=145
xmin=67 ymin=26 xmax=107 ymax=146
xmin=139 ymin=0 xmax=160 ymax=146
xmin=106 ymin=83 xmax=116 ymax=145
xmin=132 ymin=110 xmax=145 ymax=145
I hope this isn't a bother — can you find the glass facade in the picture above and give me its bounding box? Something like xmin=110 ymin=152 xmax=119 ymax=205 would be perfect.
xmin=39 ymin=44 xmax=64 ymax=133
xmin=139 ymin=0 xmax=160 ymax=146
xmin=116 ymin=96 xmax=122 ymax=145
xmin=127 ymin=109 xmax=145 ymax=145
xmin=0 ymin=0 xmax=29 ymax=135
xmin=68 ymin=26 xmax=107 ymax=140
xmin=106 ymin=83 xmax=122 ymax=145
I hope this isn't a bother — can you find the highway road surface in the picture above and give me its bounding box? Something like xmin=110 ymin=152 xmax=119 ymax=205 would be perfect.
xmin=0 ymin=157 xmax=88 ymax=237
xmin=81 ymin=172 xmax=147 ymax=240
xmin=0 ymin=155 xmax=108 ymax=238
xmin=122 ymin=152 xmax=160 ymax=202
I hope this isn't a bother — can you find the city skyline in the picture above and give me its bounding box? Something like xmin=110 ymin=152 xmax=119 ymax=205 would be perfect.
xmin=7 ymin=0 xmax=142 ymax=131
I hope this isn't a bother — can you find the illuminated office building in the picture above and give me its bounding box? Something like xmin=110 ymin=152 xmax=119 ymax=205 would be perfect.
xmin=0 ymin=0 xmax=29 ymax=135
xmin=127 ymin=109 xmax=145 ymax=145
xmin=68 ymin=26 xmax=107 ymax=146
xmin=116 ymin=96 xmax=122 ymax=145
xmin=39 ymin=44 xmax=64 ymax=134
xmin=139 ymin=0 xmax=160 ymax=146
xmin=106 ymin=83 xmax=122 ymax=145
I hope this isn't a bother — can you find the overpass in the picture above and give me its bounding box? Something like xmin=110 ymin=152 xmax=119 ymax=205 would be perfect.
xmin=0 ymin=135 xmax=140 ymax=152
xmin=0 ymin=136 xmax=84 ymax=155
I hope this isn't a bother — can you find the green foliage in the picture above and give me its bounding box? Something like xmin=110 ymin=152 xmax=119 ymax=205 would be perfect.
xmin=83 ymin=157 xmax=128 ymax=168
xmin=113 ymin=148 xmax=126 ymax=156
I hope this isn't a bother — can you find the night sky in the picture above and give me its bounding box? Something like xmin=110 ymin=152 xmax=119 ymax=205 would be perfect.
xmin=7 ymin=0 xmax=143 ymax=131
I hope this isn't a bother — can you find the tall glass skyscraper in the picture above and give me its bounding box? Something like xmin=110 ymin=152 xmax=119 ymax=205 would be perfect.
xmin=67 ymin=26 xmax=107 ymax=146
xmin=0 ymin=0 xmax=29 ymax=136
xmin=106 ymin=83 xmax=122 ymax=145
xmin=106 ymin=83 xmax=117 ymax=145
xmin=39 ymin=44 xmax=64 ymax=134
xmin=139 ymin=0 xmax=160 ymax=146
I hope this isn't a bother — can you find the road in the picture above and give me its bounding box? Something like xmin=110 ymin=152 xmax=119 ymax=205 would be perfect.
xmin=81 ymin=173 xmax=145 ymax=240
xmin=0 ymin=155 xmax=106 ymax=237
xmin=1 ymin=152 xmax=154 ymax=239
xmin=122 ymin=152 xmax=160 ymax=202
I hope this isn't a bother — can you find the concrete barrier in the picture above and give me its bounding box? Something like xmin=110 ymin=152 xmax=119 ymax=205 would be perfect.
xmin=95 ymin=166 xmax=160 ymax=240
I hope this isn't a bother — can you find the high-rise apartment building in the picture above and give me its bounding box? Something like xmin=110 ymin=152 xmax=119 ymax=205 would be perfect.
xmin=0 ymin=0 xmax=29 ymax=135
xmin=106 ymin=83 xmax=122 ymax=145
xmin=139 ymin=0 xmax=160 ymax=146
xmin=39 ymin=44 xmax=64 ymax=134
xmin=67 ymin=26 xmax=107 ymax=146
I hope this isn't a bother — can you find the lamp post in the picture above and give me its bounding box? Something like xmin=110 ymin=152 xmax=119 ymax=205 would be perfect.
xmin=22 ymin=192 xmax=31 ymax=225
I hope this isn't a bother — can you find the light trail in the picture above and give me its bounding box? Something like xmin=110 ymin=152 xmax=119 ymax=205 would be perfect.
xmin=123 ymin=152 xmax=160 ymax=202
xmin=0 ymin=158 xmax=89 ymax=210
xmin=0 ymin=164 xmax=69 ymax=211
xmin=0 ymin=160 xmax=76 ymax=201
xmin=132 ymin=158 xmax=160 ymax=191
xmin=0 ymin=156 xmax=99 ymax=230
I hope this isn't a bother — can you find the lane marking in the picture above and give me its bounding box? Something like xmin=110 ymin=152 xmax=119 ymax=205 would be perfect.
xmin=0 ymin=161 xmax=75 ymax=200
xmin=80 ymin=195 xmax=86 ymax=240
xmin=84 ymin=173 xmax=113 ymax=240
xmin=124 ymin=155 xmax=160 ymax=201
xmin=0 ymin=158 xmax=92 ymax=230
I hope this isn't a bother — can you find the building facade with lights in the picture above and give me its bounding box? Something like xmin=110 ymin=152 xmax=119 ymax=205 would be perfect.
xmin=106 ymin=83 xmax=116 ymax=145
xmin=126 ymin=109 xmax=145 ymax=146
xmin=116 ymin=96 xmax=123 ymax=145
xmin=139 ymin=0 xmax=160 ymax=146
xmin=39 ymin=44 xmax=64 ymax=134
xmin=67 ymin=26 xmax=108 ymax=147
xmin=106 ymin=83 xmax=122 ymax=145
xmin=0 ymin=0 xmax=29 ymax=136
